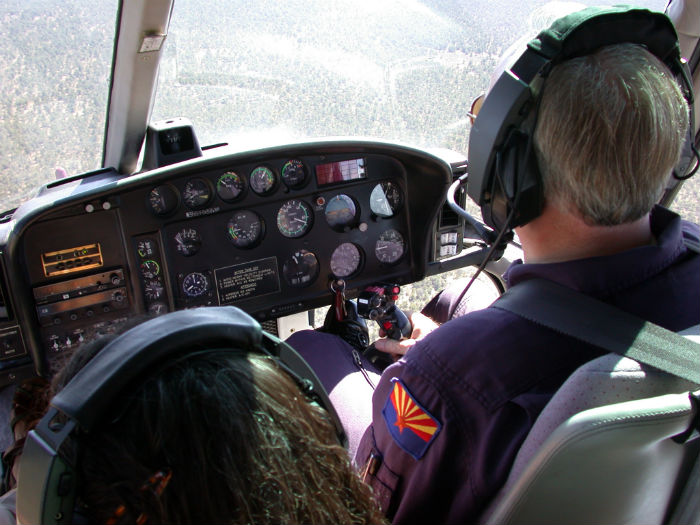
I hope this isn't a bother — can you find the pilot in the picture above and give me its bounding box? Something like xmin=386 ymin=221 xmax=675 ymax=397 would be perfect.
xmin=287 ymin=6 xmax=700 ymax=525
xmin=1 ymin=310 xmax=386 ymax=525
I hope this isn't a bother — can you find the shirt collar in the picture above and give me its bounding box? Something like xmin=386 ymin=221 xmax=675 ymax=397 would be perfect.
xmin=503 ymin=206 xmax=687 ymax=298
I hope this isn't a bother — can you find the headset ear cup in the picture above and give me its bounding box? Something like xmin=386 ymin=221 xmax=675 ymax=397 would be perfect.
xmin=486 ymin=129 xmax=544 ymax=230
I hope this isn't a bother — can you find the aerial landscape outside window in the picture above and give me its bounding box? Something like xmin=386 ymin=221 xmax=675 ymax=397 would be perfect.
xmin=0 ymin=0 xmax=694 ymax=223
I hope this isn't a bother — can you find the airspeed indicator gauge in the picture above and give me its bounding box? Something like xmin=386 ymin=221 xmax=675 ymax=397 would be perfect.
xmin=277 ymin=199 xmax=313 ymax=238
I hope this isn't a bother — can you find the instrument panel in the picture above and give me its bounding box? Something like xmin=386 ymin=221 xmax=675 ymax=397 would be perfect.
xmin=0 ymin=140 xmax=452 ymax=383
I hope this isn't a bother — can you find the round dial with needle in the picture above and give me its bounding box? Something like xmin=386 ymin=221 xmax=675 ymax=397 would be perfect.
xmin=277 ymin=199 xmax=313 ymax=238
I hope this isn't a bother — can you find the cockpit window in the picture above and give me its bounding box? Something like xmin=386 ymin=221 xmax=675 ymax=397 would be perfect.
xmin=152 ymin=0 xmax=668 ymax=155
xmin=0 ymin=0 xmax=118 ymax=212
xmin=1 ymin=0 xmax=686 ymax=216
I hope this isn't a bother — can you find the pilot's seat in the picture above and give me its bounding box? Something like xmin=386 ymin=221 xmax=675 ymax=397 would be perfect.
xmin=478 ymin=343 xmax=700 ymax=525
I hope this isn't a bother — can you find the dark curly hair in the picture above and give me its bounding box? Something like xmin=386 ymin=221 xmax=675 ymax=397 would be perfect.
xmin=50 ymin=334 xmax=385 ymax=524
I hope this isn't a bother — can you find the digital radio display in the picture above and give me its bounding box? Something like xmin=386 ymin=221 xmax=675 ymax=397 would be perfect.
xmin=315 ymin=158 xmax=366 ymax=185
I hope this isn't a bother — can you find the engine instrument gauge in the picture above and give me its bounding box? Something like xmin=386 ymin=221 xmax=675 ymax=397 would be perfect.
xmin=216 ymin=171 xmax=245 ymax=202
xmin=182 ymin=177 xmax=212 ymax=209
xmin=277 ymin=199 xmax=313 ymax=238
xmin=282 ymin=249 xmax=319 ymax=287
xmin=324 ymin=194 xmax=358 ymax=230
xmin=182 ymin=272 xmax=210 ymax=297
xmin=375 ymin=229 xmax=406 ymax=264
xmin=250 ymin=165 xmax=277 ymax=195
xmin=174 ymin=228 xmax=202 ymax=257
xmin=281 ymin=159 xmax=308 ymax=189
xmin=140 ymin=259 xmax=160 ymax=279
xmin=227 ymin=210 xmax=264 ymax=248
xmin=330 ymin=242 xmax=362 ymax=278
xmin=370 ymin=181 xmax=403 ymax=217
xmin=143 ymin=279 xmax=164 ymax=300
xmin=147 ymin=184 xmax=179 ymax=216
xmin=136 ymin=239 xmax=157 ymax=259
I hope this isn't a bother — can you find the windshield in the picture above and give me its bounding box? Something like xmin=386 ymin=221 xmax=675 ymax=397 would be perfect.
xmin=0 ymin=0 xmax=118 ymax=211
xmin=2 ymin=0 xmax=694 ymax=220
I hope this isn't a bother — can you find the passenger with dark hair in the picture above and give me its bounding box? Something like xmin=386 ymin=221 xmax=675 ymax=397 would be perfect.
xmin=2 ymin=313 xmax=386 ymax=525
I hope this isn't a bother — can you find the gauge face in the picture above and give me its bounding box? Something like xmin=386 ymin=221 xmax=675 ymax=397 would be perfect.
xmin=282 ymin=249 xmax=319 ymax=287
xmin=174 ymin=228 xmax=202 ymax=256
xmin=227 ymin=210 xmax=264 ymax=248
xmin=140 ymin=259 xmax=160 ymax=279
xmin=249 ymin=165 xmax=277 ymax=195
xmin=143 ymin=279 xmax=164 ymax=300
xmin=375 ymin=229 xmax=406 ymax=264
xmin=330 ymin=242 xmax=362 ymax=278
xmin=182 ymin=272 xmax=209 ymax=297
xmin=148 ymin=302 xmax=168 ymax=315
xmin=277 ymin=199 xmax=313 ymax=238
xmin=136 ymin=239 xmax=157 ymax=259
xmin=147 ymin=184 xmax=179 ymax=216
xmin=182 ymin=177 xmax=212 ymax=209
xmin=216 ymin=171 xmax=245 ymax=202
xmin=324 ymin=194 xmax=358 ymax=230
xmin=281 ymin=159 xmax=308 ymax=189
xmin=370 ymin=181 xmax=403 ymax=218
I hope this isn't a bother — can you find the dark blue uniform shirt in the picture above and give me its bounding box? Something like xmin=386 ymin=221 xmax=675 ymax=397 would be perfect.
xmin=354 ymin=206 xmax=699 ymax=524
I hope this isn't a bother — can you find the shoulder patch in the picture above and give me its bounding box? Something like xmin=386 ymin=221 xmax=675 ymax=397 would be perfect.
xmin=382 ymin=377 xmax=441 ymax=459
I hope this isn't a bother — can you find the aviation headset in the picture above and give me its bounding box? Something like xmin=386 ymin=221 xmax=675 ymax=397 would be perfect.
xmin=15 ymin=306 xmax=347 ymax=525
xmin=466 ymin=6 xmax=697 ymax=233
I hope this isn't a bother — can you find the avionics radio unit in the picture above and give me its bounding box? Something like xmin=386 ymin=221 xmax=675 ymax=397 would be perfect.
xmin=33 ymin=268 xmax=132 ymax=358
xmin=41 ymin=243 xmax=103 ymax=277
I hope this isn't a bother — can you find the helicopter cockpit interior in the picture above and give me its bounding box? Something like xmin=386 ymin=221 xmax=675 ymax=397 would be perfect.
xmin=0 ymin=0 xmax=698 ymax=523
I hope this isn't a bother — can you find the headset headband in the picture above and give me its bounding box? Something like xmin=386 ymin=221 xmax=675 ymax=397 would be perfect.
xmin=17 ymin=306 xmax=346 ymax=525
xmin=467 ymin=6 xmax=689 ymax=231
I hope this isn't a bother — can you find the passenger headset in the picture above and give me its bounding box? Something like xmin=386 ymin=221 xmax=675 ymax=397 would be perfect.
xmin=463 ymin=6 xmax=697 ymax=235
xmin=16 ymin=307 xmax=347 ymax=525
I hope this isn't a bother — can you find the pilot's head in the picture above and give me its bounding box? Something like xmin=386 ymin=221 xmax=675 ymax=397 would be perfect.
xmin=467 ymin=6 xmax=692 ymax=233
xmin=533 ymin=42 xmax=687 ymax=226
xmin=18 ymin=308 xmax=384 ymax=525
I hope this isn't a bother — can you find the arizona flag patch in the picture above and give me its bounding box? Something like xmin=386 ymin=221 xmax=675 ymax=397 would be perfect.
xmin=382 ymin=378 xmax=441 ymax=459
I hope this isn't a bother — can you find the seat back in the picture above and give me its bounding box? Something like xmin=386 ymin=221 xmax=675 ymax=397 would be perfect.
xmin=480 ymin=343 xmax=700 ymax=525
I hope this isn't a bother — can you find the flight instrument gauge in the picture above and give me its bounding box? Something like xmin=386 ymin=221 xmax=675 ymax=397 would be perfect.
xmin=282 ymin=249 xmax=319 ymax=287
xmin=174 ymin=228 xmax=202 ymax=256
xmin=216 ymin=171 xmax=245 ymax=202
xmin=325 ymin=194 xmax=358 ymax=230
xmin=370 ymin=181 xmax=403 ymax=217
xmin=375 ymin=229 xmax=405 ymax=264
xmin=147 ymin=184 xmax=179 ymax=216
xmin=182 ymin=272 xmax=209 ymax=297
xmin=277 ymin=199 xmax=313 ymax=238
xmin=227 ymin=210 xmax=264 ymax=248
xmin=281 ymin=159 xmax=308 ymax=189
xmin=330 ymin=242 xmax=362 ymax=278
xmin=250 ymin=165 xmax=277 ymax=195
xmin=182 ymin=177 xmax=212 ymax=209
